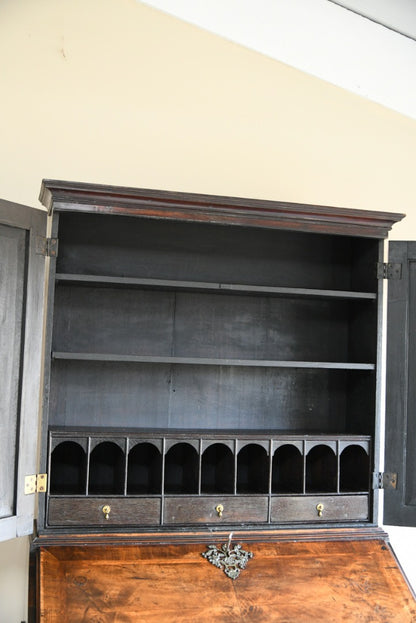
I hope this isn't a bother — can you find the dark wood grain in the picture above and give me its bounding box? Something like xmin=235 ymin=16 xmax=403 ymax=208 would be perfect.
xmin=163 ymin=496 xmax=268 ymax=524
xmin=39 ymin=179 xmax=404 ymax=238
xmin=49 ymin=361 xmax=361 ymax=431
xmin=51 ymin=210 xmax=383 ymax=292
xmin=53 ymin=285 xmax=373 ymax=363
xmin=48 ymin=496 xmax=161 ymax=527
xmin=33 ymin=525 xmax=390 ymax=546
xmin=271 ymin=494 xmax=369 ymax=522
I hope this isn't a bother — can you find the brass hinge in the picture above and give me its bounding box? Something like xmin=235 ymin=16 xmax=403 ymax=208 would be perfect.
xmin=24 ymin=474 xmax=47 ymax=495
xmin=376 ymin=262 xmax=402 ymax=280
xmin=35 ymin=236 xmax=58 ymax=258
xmin=372 ymin=472 xmax=397 ymax=490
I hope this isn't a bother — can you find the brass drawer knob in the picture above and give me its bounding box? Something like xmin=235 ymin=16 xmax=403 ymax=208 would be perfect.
xmin=102 ymin=504 xmax=111 ymax=520
xmin=316 ymin=503 xmax=324 ymax=517
xmin=216 ymin=504 xmax=224 ymax=518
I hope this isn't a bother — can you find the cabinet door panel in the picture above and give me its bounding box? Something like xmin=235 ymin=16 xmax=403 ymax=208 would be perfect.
xmin=385 ymin=242 xmax=416 ymax=526
xmin=0 ymin=225 xmax=26 ymax=523
xmin=0 ymin=200 xmax=46 ymax=540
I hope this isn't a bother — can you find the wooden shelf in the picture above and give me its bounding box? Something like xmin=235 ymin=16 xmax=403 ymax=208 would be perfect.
xmin=51 ymin=352 xmax=375 ymax=370
xmin=55 ymin=273 xmax=377 ymax=301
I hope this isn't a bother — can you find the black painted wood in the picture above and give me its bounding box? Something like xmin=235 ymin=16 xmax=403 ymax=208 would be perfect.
xmin=51 ymin=353 xmax=375 ymax=370
xmin=46 ymin=430 xmax=371 ymax=528
xmin=49 ymin=361 xmax=371 ymax=432
xmin=52 ymin=285 xmax=377 ymax=364
xmin=55 ymin=273 xmax=377 ymax=300
xmin=55 ymin=212 xmax=377 ymax=291
xmin=385 ymin=242 xmax=416 ymax=526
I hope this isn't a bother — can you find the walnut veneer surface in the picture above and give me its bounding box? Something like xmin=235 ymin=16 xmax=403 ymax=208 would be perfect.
xmin=38 ymin=539 xmax=415 ymax=622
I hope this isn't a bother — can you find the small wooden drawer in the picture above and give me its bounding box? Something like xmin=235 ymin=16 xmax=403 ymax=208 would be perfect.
xmin=48 ymin=496 xmax=161 ymax=527
xmin=270 ymin=494 xmax=369 ymax=523
xmin=163 ymin=495 xmax=268 ymax=524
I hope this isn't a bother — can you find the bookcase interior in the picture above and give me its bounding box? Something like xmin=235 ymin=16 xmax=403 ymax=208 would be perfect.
xmin=42 ymin=205 xmax=381 ymax=530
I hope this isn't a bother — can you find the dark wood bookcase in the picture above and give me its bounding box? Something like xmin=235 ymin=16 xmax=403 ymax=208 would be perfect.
xmin=34 ymin=181 xmax=402 ymax=536
xmin=23 ymin=181 xmax=416 ymax=621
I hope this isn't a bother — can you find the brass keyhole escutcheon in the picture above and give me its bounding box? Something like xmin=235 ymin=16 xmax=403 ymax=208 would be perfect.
xmin=216 ymin=504 xmax=224 ymax=518
xmin=102 ymin=505 xmax=111 ymax=520
xmin=316 ymin=503 xmax=324 ymax=517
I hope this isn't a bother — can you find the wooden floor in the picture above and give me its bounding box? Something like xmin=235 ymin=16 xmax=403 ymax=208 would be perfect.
xmin=38 ymin=539 xmax=416 ymax=622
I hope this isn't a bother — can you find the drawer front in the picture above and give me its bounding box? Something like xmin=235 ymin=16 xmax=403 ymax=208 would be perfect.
xmin=48 ymin=496 xmax=161 ymax=526
xmin=163 ymin=496 xmax=268 ymax=524
xmin=271 ymin=495 xmax=369 ymax=523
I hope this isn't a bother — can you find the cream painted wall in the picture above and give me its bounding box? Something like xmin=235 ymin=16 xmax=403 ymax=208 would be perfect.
xmin=1 ymin=0 xmax=416 ymax=238
xmin=1 ymin=0 xmax=416 ymax=619
xmin=0 ymin=537 xmax=29 ymax=623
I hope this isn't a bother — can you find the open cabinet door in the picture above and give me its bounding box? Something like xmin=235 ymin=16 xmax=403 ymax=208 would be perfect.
xmin=0 ymin=198 xmax=46 ymax=541
xmin=385 ymin=241 xmax=416 ymax=526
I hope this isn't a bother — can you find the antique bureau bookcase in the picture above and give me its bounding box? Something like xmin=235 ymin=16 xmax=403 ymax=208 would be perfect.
xmin=13 ymin=180 xmax=415 ymax=620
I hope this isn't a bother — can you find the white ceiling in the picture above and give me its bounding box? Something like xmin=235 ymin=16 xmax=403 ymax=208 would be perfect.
xmin=140 ymin=0 xmax=416 ymax=120
xmin=330 ymin=0 xmax=416 ymax=40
